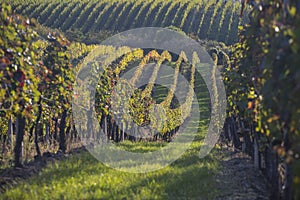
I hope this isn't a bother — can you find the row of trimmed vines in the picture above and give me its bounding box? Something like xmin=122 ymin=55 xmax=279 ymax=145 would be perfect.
xmin=0 ymin=4 xmax=103 ymax=168
xmin=220 ymin=0 xmax=300 ymax=199
xmin=5 ymin=0 xmax=248 ymax=44
xmin=0 ymin=3 xmax=213 ymax=169
xmin=74 ymin=47 xmax=205 ymax=143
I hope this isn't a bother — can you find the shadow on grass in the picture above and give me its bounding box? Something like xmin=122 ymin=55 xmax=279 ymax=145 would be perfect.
xmin=1 ymin=140 xmax=219 ymax=199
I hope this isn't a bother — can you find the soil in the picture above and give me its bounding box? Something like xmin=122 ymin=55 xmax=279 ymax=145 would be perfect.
xmin=214 ymin=146 xmax=271 ymax=200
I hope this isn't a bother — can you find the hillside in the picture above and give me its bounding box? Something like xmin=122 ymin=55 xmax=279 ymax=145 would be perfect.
xmin=7 ymin=0 xmax=247 ymax=44
xmin=1 ymin=1 xmax=300 ymax=199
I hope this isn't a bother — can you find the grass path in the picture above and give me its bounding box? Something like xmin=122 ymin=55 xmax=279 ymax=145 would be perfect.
xmin=0 ymin=142 xmax=272 ymax=199
xmin=1 ymin=140 xmax=220 ymax=200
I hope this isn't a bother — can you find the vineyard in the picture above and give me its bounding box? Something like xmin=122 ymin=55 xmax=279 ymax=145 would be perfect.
xmin=5 ymin=0 xmax=247 ymax=44
xmin=73 ymin=47 xmax=205 ymax=143
xmin=1 ymin=0 xmax=300 ymax=199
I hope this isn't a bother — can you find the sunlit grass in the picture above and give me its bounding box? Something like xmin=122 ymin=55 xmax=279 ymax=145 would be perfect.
xmin=1 ymin=136 xmax=220 ymax=200
xmin=116 ymin=140 xmax=167 ymax=153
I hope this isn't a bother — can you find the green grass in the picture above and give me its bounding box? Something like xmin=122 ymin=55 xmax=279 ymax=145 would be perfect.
xmin=116 ymin=140 xmax=167 ymax=153
xmin=1 ymin=138 xmax=220 ymax=200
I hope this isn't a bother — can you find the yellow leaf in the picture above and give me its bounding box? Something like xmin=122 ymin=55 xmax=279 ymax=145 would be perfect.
xmin=255 ymin=127 xmax=260 ymax=132
xmin=266 ymin=129 xmax=270 ymax=137
xmin=289 ymin=6 xmax=297 ymax=17
xmin=294 ymin=176 xmax=300 ymax=184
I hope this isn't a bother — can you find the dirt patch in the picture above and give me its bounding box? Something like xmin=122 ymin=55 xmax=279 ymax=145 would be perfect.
xmin=214 ymin=146 xmax=271 ymax=200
